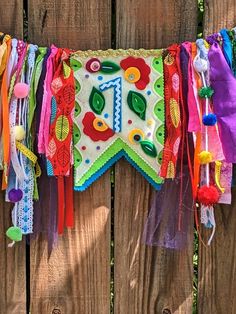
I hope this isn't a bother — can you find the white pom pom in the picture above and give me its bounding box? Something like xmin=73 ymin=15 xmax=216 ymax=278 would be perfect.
xmin=13 ymin=125 xmax=26 ymax=141
xmin=193 ymin=55 xmax=208 ymax=73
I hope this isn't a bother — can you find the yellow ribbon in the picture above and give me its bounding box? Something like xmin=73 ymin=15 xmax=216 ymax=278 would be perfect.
xmin=16 ymin=141 xmax=42 ymax=178
xmin=215 ymin=161 xmax=225 ymax=193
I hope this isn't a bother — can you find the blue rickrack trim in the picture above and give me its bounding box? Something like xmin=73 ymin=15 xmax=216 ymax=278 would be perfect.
xmin=74 ymin=149 xmax=162 ymax=191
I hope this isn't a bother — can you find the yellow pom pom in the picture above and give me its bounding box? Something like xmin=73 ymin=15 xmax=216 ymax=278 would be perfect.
xmin=13 ymin=125 xmax=26 ymax=141
xmin=198 ymin=151 xmax=212 ymax=164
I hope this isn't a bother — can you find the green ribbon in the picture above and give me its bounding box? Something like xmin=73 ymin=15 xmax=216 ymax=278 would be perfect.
xmin=227 ymin=30 xmax=236 ymax=76
xmin=28 ymin=47 xmax=47 ymax=200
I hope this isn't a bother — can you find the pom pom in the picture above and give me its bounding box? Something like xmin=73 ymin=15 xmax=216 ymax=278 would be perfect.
xmin=13 ymin=125 xmax=26 ymax=141
xmin=202 ymin=113 xmax=217 ymax=126
xmin=8 ymin=188 xmax=23 ymax=202
xmin=193 ymin=56 xmax=208 ymax=73
xmin=13 ymin=82 xmax=30 ymax=99
xmin=197 ymin=185 xmax=220 ymax=206
xmin=198 ymin=151 xmax=213 ymax=164
xmin=198 ymin=86 xmax=214 ymax=98
xmin=6 ymin=226 xmax=22 ymax=242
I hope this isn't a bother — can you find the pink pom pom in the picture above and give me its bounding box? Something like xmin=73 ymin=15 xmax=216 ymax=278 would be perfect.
xmin=14 ymin=83 xmax=30 ymax=99
xmin=197 ymin=185 xmax=220 ymax=206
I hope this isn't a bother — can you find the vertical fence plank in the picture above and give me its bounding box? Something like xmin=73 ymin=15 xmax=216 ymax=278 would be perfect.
xmin=114 ymin=0 xmax=198 ymax=313
xmin=28 ymin=0 xmax=111 ymax=313
xmin=0 ymin=7 xmax=26 ymax=314
xmin=0 ymin=1 xmax=23 ymax=38
xmin=0 ymin=2 xmax=26 ymax=313
xmin=199 ymin=3 xmax=236 ymax=313
xmin=198 ymin=197 xmax=236 ymax=314
xmin=204 ymin=0 xmax=236 ymax=35
xmin=116 ymin=0 xmax=198 ymax=49
xmin=0 ymin=196 xmax=27 ymax=314
xmin=28 ymin=0 xmax=110 ymax=50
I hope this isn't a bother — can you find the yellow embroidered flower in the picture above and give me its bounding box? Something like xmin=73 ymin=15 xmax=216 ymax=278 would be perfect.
xmin=93 ymin=117 xmax=109 ymax=132
xmin=128 ymin=129 xmax=144 ymax=144
xmin=124 ymin=67 xmax=141 ymax=83
xmin=120 ymin=57 xmax=150 ymax=90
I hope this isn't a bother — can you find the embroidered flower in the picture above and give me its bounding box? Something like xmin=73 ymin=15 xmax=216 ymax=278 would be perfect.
xmin=128 ymin=129 xmax=144 ymax=144
xmin=82 ymin=112 xmax=114 ymax=141
xmin=86 ymin=58 xmax=101 ymax=73
xmin=120 ymin=57 xmax=150 ymax=90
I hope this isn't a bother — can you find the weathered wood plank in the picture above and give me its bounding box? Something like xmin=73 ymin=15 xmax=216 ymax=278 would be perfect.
xmin=198 ymin=5 xmax=236 ymax=313
xmin=198 ymin=197 xmax=236 ymax=314
xmin=116 ymin=0 xmax=198 ymax=49
xmin=204 ymin=0 xmax=236 ymax=35
xmin=0 ymin=196 xmax=27 ymax=314
xmin=0 ymin=3 xmax=26 ymax=313
xmin=0 ymin=1 xmax=23 ymax=38
xmin=29 ymin=0 xmax=111 ymax=313
xmin=115 ymin=1 xmax=198 ymax=313
xmin=30 ymin=179 xmax=111 ymax=313
xmin=28 ymin=0 xmax=111 ymax=49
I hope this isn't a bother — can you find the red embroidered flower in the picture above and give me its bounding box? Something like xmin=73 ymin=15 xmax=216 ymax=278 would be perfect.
xmin=82 ymin=112 xmax=114 ymax=141
xmin=120 ymin=57 xmax=150 ymax=90
xmin=86 ymin=58 xmax=101 ymax=73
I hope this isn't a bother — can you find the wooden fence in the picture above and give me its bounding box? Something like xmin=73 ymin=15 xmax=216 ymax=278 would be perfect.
xmin=0 ymin=0 xmax=236 ymax=313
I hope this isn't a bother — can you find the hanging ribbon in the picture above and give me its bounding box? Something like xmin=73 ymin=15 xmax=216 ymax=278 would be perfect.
xmin=47 ymin=48 xmax=75 ymax=234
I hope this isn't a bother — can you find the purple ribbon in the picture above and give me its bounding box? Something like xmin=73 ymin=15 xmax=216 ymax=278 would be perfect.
xmin=209 ymin=42 xmax=236 ymax=162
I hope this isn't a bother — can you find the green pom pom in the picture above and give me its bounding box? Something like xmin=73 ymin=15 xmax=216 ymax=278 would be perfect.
xmin=6 ymin=226 xmax=22 ymax=242
xmin=198 ymin=86 xmax=214 ymax=98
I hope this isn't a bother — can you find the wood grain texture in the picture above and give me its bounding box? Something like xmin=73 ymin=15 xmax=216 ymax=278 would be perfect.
xmin=199 ymin=4 xmax=236 ymax=313
xmin=0 ymin=196 xmax=26 ymax=314
xmin=0 ymin=0 xmax=23 ymax=38
xmin=114 ymin=162 xmax=194 ymax=314
xmin=115 ymin=1 xmax=198 ymax=312
xmin=198 ymin=194 xmax=236 ymax=314
xmin=116 ymin=0 xmax=198 ymax=49
xmin=30 ymin=177 xmax=111 ymax=313
xmin=0 ymin=4 xmax=26 ymax=313
xmin=29 ymin=0 xmax=111 ymax=312
xmin=204 ymin=0 xmax=236 ymax=35
xmin=28 ymin=0 xmax=111 ymax=49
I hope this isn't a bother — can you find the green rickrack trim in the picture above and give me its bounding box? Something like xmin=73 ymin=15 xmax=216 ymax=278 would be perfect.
xmin=74 ymin=138 xmax=163 ymax=187
xmin=152 ymin=56 xmax=165 ymax=147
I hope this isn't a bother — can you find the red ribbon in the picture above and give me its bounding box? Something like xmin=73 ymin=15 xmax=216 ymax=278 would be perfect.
xmin=48 ymin=48 xmax=75 ymax=234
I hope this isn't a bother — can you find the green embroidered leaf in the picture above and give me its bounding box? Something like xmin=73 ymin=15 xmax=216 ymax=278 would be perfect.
xmin=73 ymin=123 xmax=81 ymax=145
xmin=127 ymin=91 xmax=147 ymax=120
xmin=70 ymin=58 xmax=82 ymax=71
xmin=89 ymin=87 xmax=105 ymax=114
xmin=74 ymin=101 xmax=81 ymax=117
xmin=75 ymin=78 xmax=81 ymax=94
xmin=74 ymin=147 xmax=82 ymax=168
xmin=100 ymin=61 xmax=120 ymax=74
xmin=156 ymin=124 xmax=165 ymax=145
xmin=140 ymin=140 xmax=157 ymax=158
